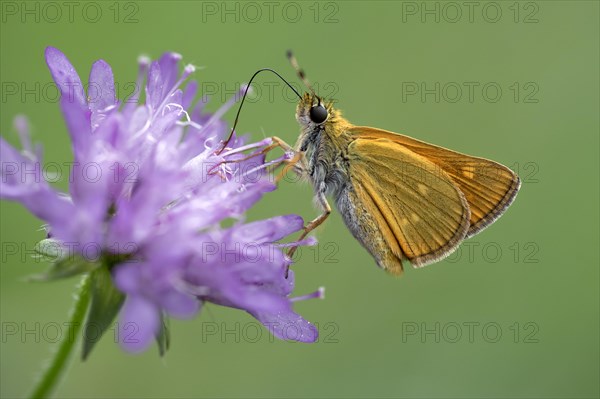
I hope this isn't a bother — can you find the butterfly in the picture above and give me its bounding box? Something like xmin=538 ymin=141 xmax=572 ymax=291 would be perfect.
xmin=220 ymin=52 xmax=520 ymax=275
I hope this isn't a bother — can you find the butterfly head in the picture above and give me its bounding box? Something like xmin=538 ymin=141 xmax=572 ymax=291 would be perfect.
xmin=296 ymin=92 xmax=334 ymax=129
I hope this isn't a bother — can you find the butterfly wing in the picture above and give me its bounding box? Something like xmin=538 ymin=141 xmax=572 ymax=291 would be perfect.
xmin=343 ymin=137 xmax=471 ymax=270
xmin=349 ymin=127 xmax=521 ymax=238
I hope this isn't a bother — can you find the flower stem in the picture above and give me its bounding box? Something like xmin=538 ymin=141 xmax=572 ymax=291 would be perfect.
xmin=29 ymin=275 xmax=91 ymax=399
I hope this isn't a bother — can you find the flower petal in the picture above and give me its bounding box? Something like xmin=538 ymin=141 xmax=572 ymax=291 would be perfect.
xmin=161 ymin=290 xmax=200 ymax=319
xmin=253 ymin=309 xmax=319 ymax=343
xmin=45 ymin=46 xmax=86 ymax=107
xmin=45 ymin=47 xmax=91 ymax=156
xmin=119 ymin=295 xmax=160 ymax=353
xmin=230 ymin=215 xmax=304 ymax=244
xmin=158 ymin=52 xmax=182 ymax=98
xmin=0 ymin=137 xmax=77 ymax=236
xmin=58 ymin=98 xmax=92 ymax=158
xmin=88 ymin=59 xmax=116 ymax=131
xmin=146 ymin=61 xmax=163 ymax=111
xmin=182 ymin=80 xmax=197 ymax=109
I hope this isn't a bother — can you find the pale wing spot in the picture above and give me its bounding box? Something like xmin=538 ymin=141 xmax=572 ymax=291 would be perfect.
xmin=462 ymin=168 xmax=475 ymax=179
xmin=411 ymin=213 xmax=421 ymax=223
xmin=417 ymin=183 xmax=429 ymax=195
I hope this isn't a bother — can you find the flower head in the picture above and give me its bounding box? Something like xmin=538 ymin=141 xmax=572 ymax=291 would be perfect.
xmin=1 ymin=47 xmax=320 ymax=354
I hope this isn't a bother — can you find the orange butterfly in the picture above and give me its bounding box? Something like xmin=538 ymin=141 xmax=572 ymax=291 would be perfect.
xmin=222 ymin=52 xmax=520 ymax=275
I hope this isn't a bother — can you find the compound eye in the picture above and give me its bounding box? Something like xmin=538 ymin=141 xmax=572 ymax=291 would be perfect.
xmin=309 ymin=104 xmax=328 ymax=124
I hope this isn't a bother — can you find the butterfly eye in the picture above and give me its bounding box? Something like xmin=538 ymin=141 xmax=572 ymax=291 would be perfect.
xmin=309 ymin=104 xmax=328 ymax=124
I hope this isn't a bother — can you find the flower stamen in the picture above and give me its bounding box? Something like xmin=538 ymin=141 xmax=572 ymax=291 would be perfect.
xmin=291 ymin=287 xmax=325 ymax=302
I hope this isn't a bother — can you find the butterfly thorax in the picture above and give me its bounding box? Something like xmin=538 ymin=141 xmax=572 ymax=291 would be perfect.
xmin=294 ymin=94 xmax=353 ymax=198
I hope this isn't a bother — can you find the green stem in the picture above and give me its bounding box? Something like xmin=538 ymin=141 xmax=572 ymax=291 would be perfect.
xmin=29 ymin=275 xmax=91 ymax=399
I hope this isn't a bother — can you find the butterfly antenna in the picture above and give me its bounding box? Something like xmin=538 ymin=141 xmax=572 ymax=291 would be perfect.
xmin=287 ymin=50 xmax=317 ymax=97
xmin=216 ymin=68 xmax=301 ymax=155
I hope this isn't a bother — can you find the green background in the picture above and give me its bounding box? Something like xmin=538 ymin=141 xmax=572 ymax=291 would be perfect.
xmin=1 ymin=1 xmax=598 ymax=398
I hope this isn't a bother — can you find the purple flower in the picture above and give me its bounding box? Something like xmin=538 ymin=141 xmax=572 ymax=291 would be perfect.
xmin=1 ymin=47 xmax=321 ymax=353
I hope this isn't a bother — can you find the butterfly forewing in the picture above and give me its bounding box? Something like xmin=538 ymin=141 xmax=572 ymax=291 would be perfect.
xmin=347 ymin=138 xmax=470 ymax=269
xmin=349 ymin=127 xmax=521 ymax=238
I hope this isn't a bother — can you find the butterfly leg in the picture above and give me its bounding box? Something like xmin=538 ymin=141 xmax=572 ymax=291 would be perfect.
xmin=264 ymin=136 xmax=303 ymax=184
xmin=209 ymin=136 xmax=300 ymax=182
xmin=268 ymin=136 xmax=295 ymax=152
xmin=287 ymin=186 xmax=331 ymax=259
xmin=272 ymin=152 xmax=302 ymax=184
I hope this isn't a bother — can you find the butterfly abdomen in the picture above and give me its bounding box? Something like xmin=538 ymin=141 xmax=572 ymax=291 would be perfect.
xmin=336 ymin=184 xmax=405 ymax=275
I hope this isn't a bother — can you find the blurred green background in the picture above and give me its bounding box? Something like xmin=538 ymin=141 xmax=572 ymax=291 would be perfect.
xmin=1 ymin=1 xmax=598 ymax=398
